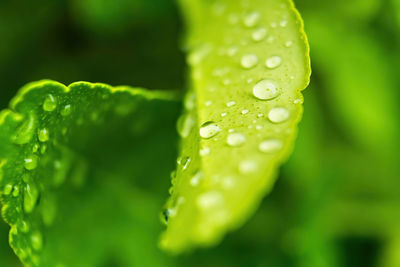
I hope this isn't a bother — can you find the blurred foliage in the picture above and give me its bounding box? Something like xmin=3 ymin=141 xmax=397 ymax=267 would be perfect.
xmin=0 ymin=0 xmax=399 ymax=266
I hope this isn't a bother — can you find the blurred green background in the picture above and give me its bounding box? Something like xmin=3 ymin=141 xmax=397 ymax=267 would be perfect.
xmin=1 ymin=0 xmax=399 ymax=266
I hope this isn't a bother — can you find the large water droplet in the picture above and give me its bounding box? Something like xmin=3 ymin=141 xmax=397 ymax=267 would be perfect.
xmin=265 ymin=56 xmax=282 ymax=69
xmin=43 ymin=94 xmax=57 ymax=112
xmin=243 ymin=11 xmax=260 ymax=27
xmin=241 ymin=54 xmax=258 ymax=69
xmin=268 ymin=107 xmax=290 ymax=123
xmin=252 ymin=27 xmax=267 ymax=41
xmin=38 ymin=128 xmax=49 ymax=142
xmin=227 ymin=133 xmax=246 ymax=147
xmin=200 ymin=122 xmax=221 ymax=139
xmin=259 ymin=139 xmax=283 ymax=153
xmin=24 ymin=183 xmax=39 ymax=213
xmin=253 ymin=79 xmax=280 ymax=100
xmin=24 ymin=155 xmax=38 ymax=170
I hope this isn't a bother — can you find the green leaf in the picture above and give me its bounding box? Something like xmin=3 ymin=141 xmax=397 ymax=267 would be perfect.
xmin=161 ymin=0 xmax=311 ymax=252
xmin=0 ymin=80 xmax=181 ymax=266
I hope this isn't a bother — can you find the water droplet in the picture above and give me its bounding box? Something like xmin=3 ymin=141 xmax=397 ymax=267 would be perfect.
xmin=190 ymin=171 xmax=204 ymax=186
xmin=285 ymin=40 xmax=293 ymax=47
xmin=38 ymin=129 xmax=49 ymax=142
xmin=221 ymin=112 xmax=227 ymax=117
xmin=197 ymin=191 xmax=224 ymax=210
xmin=184 ymin=91 xmax=196 ymax=111
xmin=280 ymin=20 xmax=288 ymax=27
xmin=30 ymin=231 xmax=43 ymax=251
xmin=43 ymin=94 xmax=57 ymax=112
xmin=177 ymin=113 xmax=195 ymax=138
xmin=3 ymin=184 xmax=13 ymax=195
xmin=220 ymin=176 xmax=236 ymax=189
xmin=257 ymin=113 xmax=264 ymax=118
xmin=253 ymin=79 xmax=280 ymax=100
xmin=256 ymin=125 xmax=263 ymax=130
xmin=227 ymin=133 xmax=246 ymax=147
xmin=243 ymin=11 xmax=260 ymax=27
xmin=226 ymin=101 xmax=236 ymax=107
xmin=12 ymin=186 xmax=20 ymax=197
xmin=18 ymin=220 xmax=30 ymax=233
xmin=24 ymin=183 xmax=39 ymax=213
xmin=259 ymin=139 xmax=283 ymax=153
xmin=177 ymin=156 xmax=191 ymax=170
xmin=293 ymin=98 xmax=302 ymax=104
xmin=60 ymin=104 xmax=71 ymax=116
xmin=268 ymin=107 xmax=290 ymax=123
xmin=239 ymin=160 xmax=258 ymax=174
xmin=200 ymin=122 xmax=221 ymax=139
xmin=227 ymin=46 xmax=238 ymax=56
xmin=24 ymin=155 xmax=38 ymax=170
xmin=41 ymin=195 xmax=57 ymax=226
xmin=188 ymin=44 xmax=212 ymax=65
xmin=13 ymin=114 xmax=36 ymax=145
xmin=200 ymin=147 xmax=211 ymax=156
xmin=205 ymin=100 xmax=213 ymax=106
xmin=266 ymin=56 xmax=282 ymax=69
xmin=241 ymin=54 xmax=258 ymax=69
xmin=252 ymin=27 xmax=267 ymax=41
xmin=241 ymin=109 xmax=249 ymax=115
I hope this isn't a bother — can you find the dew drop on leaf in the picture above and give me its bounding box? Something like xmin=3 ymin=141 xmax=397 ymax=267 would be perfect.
xmin=265 ymin=56 xmax=282 ymax=69
xmin=43 ymin=94 xmax=57 ymax=112
xmin=239 ymin=160 xmax=258 ymax=174
xmin=252 ymin=27 xmax=267 ymax=41
xmin=252 ymin=79 xmax=280 ymax=100
xmin=60 ymin=104 xmax=71 ymax=116
xmin=226 ymin=133 xmax=246 ymax=147
xmin=268 ymin=107 xmax=290 ymax=123
xmin=38 ymin=128 xmax=49 ymax=142
xmin=30 ymin=231 xmax=43 ymax=251
xmin=200 ymin=121 xmax=221 ymax=139
xmin=23 ymin=183 xmax=39 ymax=213
xmin=24 ymin=155 xmax=38 ymax=170
xmin=243 ymin=11 xmax=260 ymax=27
xmin=241 ymin=54 xmax=259 ymax=69
xmin=259 ymin=139 xmax=283 ymax=153
xmin=3 ymin=184 xmax=13 ymax=195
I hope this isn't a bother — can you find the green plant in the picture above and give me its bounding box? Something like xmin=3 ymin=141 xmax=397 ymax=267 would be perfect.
xmin=0 ymin=0 xmax=310 ymax=266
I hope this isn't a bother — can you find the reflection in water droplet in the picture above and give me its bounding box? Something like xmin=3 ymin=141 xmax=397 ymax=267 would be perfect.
xmin=43 ymin=94 xmax=57 ymax=111
xmin=268 ymin=107 xmax=290 ymax=123
xmin=259 ymin=139 xmax=283 ymax=153
xmin=253 ymin=79 xmax=280 ymax=100
xmin=200 ymin=122 xmax=221 ymax=139
xmin=227 ymin=133 xmax=246 ymax=147
xmin=241 ymin=54 xmax=258 ymax=69
xmin=265 ymin=56 xmax=282 ymax=69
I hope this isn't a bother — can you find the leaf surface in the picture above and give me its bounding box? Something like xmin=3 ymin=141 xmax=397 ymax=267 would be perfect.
xmin=161 ymin=0 xmax=310 ymax=251
xmin=0 ymin=80 xmax=181 ymax=266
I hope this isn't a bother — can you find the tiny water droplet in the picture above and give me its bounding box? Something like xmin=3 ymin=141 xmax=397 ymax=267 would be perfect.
xmin=243 ymin=11 xmax=260 ymax=27
xmin=12 ymin=186 xmax=20 ymax=197
xmin=253 ymin=79 xmax=280 ymax=100
xmin=38 ymin=129 xmax=49 ymax=142
xmin=256 ymin=125 xmax=263 ymax=130
xmin=24 ymin=183 xmax=39 ymax=213
xmin=205 ymin=100 xmax=213 ymax=106
xmin=280 ymin=20 xmax=288 ymax=27
xmin=13 ymin=114 xmax=36 ymax=145
xmin=200 ymin=122 xmax=221 ymax=139
xmin=239 ymin=160 xmax=258 ymax=174
xmin=226 ymin=101 xmax=236 ymax=107
xmin=43 ymin=94 xmax=57 ymax=112
xmin=18 ymin=220 xmax=30 ymax=233
xmin=265 ymin=56 xmax=282 ymax=69
xmin=60 ymin=104 xmax=71 ymax=116
xmin=241 ymin=109 xmax=249 ymax=115
xmin=259 ymin=139 xmax=283 ymax=153
xmin=177 ymin=113 xmax=195 ymax=138
xmin=252 ymin=27 xmax=267 ymax=41
xmin=268 ymin=107 xmax=290 ymax=123
xmin=293 ymin=98 xmax=302 ymax=104
xmin=241 ymin=54 xmax=258 ymax=69
xmin=24 ymin=155 xmax=38 ymax=170
xmin=221 ymin=112 xmax=227 ymax=117
xmin=227 ymin=133 xmax=246 ymax=147
xmin=285 ymin=40 xmax=293 ymax=47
